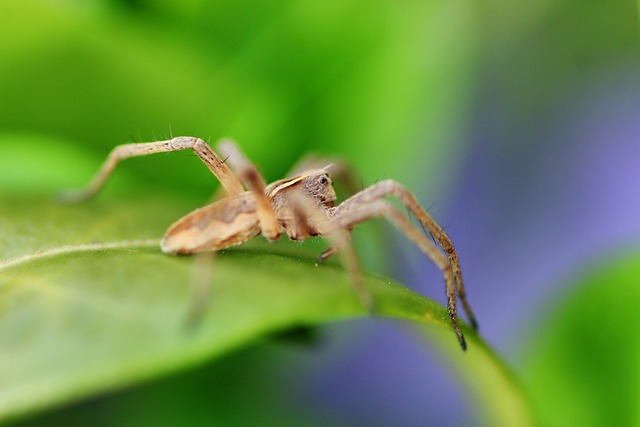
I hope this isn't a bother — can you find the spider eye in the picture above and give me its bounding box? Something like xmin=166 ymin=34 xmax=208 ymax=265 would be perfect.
xmin=319 ymin=176 xmax=328 ymax=185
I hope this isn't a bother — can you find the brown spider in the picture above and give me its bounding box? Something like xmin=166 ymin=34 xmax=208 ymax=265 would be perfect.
xmin=61 ymin=137 xmax=477 ymax=350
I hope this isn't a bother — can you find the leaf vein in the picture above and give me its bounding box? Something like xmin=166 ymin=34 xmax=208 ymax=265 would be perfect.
xmin=0 ymin=239 xmax=161 ymax=272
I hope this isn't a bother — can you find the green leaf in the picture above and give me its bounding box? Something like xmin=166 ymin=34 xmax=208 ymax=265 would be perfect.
xmin=0 ymin=196 xmax=532 ymax=426
xmin=521 ymin=254 xmax=640 ymax=427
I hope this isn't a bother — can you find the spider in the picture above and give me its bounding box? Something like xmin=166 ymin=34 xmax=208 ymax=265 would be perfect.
xmin=60 ymin=136 xmax=477 ymax=350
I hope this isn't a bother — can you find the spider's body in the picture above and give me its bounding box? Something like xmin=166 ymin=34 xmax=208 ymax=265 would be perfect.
xmin=61 ymin=136 xmax=477 ymax=350
xmin=162 ymin=168 xmax=337 ymax=254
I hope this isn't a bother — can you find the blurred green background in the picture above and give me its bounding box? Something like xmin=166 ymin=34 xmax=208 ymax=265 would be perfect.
xmin=0 ymin=0 xmax=474 ymax=199
xmin=1 ymin=0 xmax=639 ymax=426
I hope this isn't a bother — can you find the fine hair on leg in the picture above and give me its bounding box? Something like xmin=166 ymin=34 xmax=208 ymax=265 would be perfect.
xmin=333 ymin=179 xmax=477 ymax=332
xmin=58 ymin=137 xmax=244 ymax=203
xmin=289 ymin=191 xmax=374 ymax=311
xmin=216 ymin=139 xmax=280 ymax=240
xmin=332 ymin=198 xmax=468 ymax=350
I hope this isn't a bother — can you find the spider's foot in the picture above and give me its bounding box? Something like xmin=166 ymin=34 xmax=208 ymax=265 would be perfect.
xmin=456 ymin=332 xmax=467 ymax=352
xmin=317 ymin=246 xmax=338 ymax=263
xmin=451 ymin=321 xmax=468 ymax=351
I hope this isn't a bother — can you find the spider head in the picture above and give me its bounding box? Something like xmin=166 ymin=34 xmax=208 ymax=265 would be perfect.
xmin=301 ymin=170 xmax=337 ymax=207
xmin=266 ymin=168 xmax=337 ymax=211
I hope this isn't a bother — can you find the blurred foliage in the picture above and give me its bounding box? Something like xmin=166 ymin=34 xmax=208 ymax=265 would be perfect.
xmin=522 ymin=254 xmax=640 ymax=427
xmin=11 ymin=343 xmax=327 ymax=427
xmin=0 ymin=0 xmax=475 ymax=199
xmin=476 ymin=0 xmax=638 ymax=128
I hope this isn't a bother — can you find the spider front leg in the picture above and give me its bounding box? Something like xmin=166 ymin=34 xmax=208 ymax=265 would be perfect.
xmin=331 ymin=183 xmax=475 ymax=350
xmin=58 ymin=137 xmax=245 ymax=203
xmin=286 ymin=191 xmax=374 ymax=311
xmin=334 ymin=180 xmax=478 ymax=332
xmin=327 ymin=228 xmax=375 ymax=312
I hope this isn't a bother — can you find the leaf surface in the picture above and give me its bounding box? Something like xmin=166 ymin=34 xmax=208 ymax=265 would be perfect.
xmin=0 ymin=196 xmax=531 ymax=426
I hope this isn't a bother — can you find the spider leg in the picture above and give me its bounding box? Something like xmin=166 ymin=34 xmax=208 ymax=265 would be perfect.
xmin=329 ymin=228 xmax=374 ymax=312
xmin=287 ymin=154 xmax=360 ymax=262
xmin=59 ymin=137 xmax=244 ymax=202
xmin=317 ymin=245 xmax=340 ymax=263
xmin=333 ymin=187 xmax=475 ymax=349
xmin=334 ymin=180 xmax=478 ymax=332
xmin=216 ymin=139 xmax=280 ymax=240
xmin=288 ymin=191 xmax=374 ymax=311
xmin=184 ymin=252 xmax=216 ymax=330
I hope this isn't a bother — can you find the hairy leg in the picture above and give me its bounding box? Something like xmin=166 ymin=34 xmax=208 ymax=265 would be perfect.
xmin=333 ymin=180 xmax=478 ymax=331
xmin=216 ymin=139 xmax=280 ymax=240
xmin=329 ymin=228 xmax=374 ymax=311
xmin=59 ymin=137 xmax=244 ymax=202
xmin=330 ymin=199 xmax=467 ymax=350
xmin=287 ymin=191 xmax=374 ymax=311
